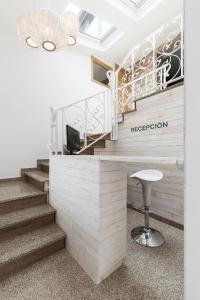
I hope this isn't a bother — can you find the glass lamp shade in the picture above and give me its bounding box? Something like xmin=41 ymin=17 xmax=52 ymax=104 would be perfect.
xmin=30 ymin=9 xmax=67 ymax=52
xmin=65 ymin=12 xmax=79 ymax=46
xmin=17 ymin=13 xmax=38 ymax=49
xmin=17 ymin=9 xmax=79 ymax=51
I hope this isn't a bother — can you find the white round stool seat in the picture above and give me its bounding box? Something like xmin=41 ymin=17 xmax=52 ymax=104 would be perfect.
xmin=130 ymin=169 xmax=163 ymax=182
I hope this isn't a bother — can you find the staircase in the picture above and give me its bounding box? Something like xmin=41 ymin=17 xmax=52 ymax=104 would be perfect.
xmin=0 ymin=159 xmax=65 ymax=280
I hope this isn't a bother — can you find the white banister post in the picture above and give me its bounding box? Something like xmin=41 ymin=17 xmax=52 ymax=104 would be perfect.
xmin=163 ymin=65 xmax=167 ymax=89
xmin=112 ymin=70 xmax=118 ymax=140
xmin=103 ymin=91 xmax=106 ymax=132
xmin=62 ymin=109 xmax=65 ymax=155
xmin=152 ymin=33 xmax=156 ymax=91
xmin=50 ymin=106 xmax=58 ymax=154
xmin=84 ymin=100 xmax=88 ymax=148
xmin=107 ymin=69 xmax=118 ymax=140
xmin=180 ymin=15 xmax=184 ymax=78
xmin=160 ymin=67 xmax=163 ymax=90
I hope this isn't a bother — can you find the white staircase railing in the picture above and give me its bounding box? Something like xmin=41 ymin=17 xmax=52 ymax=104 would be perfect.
xmin=50 ymin=89 xmax=114 ymax=154
xmin=50 ymin=15 xmax=184 ymax=153
xmin=108 ymin=14 xmax=184 ymax=119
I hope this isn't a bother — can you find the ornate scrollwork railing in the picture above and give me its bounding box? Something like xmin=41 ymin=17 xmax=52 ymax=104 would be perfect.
xmin=50 ymin=15 xmax=184 ymax=149
xmin=50 ymin=90 xmax=113 ymax=154
xmin=108 ymin=15 xmax=183 ymax=121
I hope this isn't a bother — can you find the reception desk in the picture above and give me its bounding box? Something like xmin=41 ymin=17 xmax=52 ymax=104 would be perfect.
xmin=49 ymin=155 xmax=183 ymax=284
xmin=50 ymin=155 xmax=128 ymax=284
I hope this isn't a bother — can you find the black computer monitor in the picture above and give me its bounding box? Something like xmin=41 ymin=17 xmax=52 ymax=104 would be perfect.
xmin=66 ymin=125 xmax=80 ymax=155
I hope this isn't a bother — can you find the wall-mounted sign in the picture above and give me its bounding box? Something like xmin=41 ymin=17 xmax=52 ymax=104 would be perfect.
xmin=131 ymin=121 xmax=168 ymax=133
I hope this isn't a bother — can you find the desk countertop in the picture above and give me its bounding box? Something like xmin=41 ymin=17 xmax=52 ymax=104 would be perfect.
xmin=51 ymin=155 xmax=184 ymax=165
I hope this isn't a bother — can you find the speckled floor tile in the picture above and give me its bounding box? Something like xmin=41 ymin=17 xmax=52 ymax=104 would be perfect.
xmin=0 ymin=180 xmax=45 ymax=203
xmin=0 ymin=209 xmax=183 ymax=300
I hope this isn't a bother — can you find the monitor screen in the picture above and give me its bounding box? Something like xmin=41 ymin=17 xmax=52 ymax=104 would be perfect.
xmin=66 ymin=125 xmax=80 ymax=154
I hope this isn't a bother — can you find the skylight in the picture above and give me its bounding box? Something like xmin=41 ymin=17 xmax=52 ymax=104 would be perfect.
xmin=64 ymin=3 xmax=124 ymax=51
xmin=105 ymin=0 xmax=162 ymax=20
xmin=79 ymin=10 xmax=116 ymax=41
xmin=127 ymin=0 xmax=146 ymax=6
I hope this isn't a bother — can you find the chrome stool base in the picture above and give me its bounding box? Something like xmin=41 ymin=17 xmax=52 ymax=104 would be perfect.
xmin=131 ymin=226 xmax=165 ymax=247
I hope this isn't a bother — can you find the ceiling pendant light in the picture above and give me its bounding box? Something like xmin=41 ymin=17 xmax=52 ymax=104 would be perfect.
xmin=17 ymin=6 xmax=79 ymax=52
xmin=30 ymin=9 xmax=67 ymax=52
xmin=65 ymin=12 xmax=79 ymax=46
xmin=17 ymin=12 xmax=38 ymax=49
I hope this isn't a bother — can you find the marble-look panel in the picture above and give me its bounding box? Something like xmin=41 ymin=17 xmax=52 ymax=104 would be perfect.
xmin=49 ymin=156 xmax=127 ymax=284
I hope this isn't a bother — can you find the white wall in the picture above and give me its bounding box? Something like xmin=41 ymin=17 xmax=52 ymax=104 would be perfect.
xmin=185 ymin=1 xmax=200 ymax=299
xmin=0 ymin=27 xmax=105 ymax=179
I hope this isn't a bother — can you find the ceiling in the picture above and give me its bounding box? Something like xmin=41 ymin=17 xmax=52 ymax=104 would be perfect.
xmin=0 ymin=0 xmax=183 ymax=64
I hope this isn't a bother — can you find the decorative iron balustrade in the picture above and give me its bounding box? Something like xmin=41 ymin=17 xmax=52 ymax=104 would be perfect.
xmin=50 ymin=15 xmax=184 ymax=150
xmin=108 ymin=15 xmax=183 ymax=121
xmin=50 ymin=90 xmax=113 ymax=154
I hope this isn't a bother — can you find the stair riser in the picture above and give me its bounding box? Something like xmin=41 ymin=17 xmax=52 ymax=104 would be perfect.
xmin=37 ymin=160 xmax=49 ymax=173
xmin=24 ymin=174 xmax=49 ymax=192
xmin=0 ymin=238 xmax=65 ymax=280
xmin=39 ymin=164 xmax=49 ymax=173
xmin=80 ymin=140 xmax=106 ymax=148
xmin=80 ymin=149 xmax=94 ymax=155
xmin=81 ymin=135 xmax=111 ymax=143
xmin=0 ymin=194 xmax=47 ymax=215
xmin=87 ymin=133 xmax=111 ymax=140
xmin=0 ymin=213 xmax=55 ymax=242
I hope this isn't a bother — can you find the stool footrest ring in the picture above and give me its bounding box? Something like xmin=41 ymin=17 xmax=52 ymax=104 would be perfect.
xmin=136 ymin=207 xmax=153 ymax=214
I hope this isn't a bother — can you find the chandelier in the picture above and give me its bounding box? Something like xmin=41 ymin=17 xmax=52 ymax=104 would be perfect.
xmin=17 ymin=9 xmax=79 ymax=52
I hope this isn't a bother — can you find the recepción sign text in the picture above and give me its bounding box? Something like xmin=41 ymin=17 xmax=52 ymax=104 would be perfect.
xmin=131 ymin=121 xmax=168 ymax=132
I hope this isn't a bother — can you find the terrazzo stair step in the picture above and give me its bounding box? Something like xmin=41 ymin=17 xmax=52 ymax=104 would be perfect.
xmin=63 ymin=147 xmax=94 ymax=155
xmin=0 ymin=204 xmax=56 ymax=242
xmin=82 ymin=133 xmax=111 ymax=141
xmin=23 ymin=170 xmax=49 ymax=192
xmin=37 ymin=160 xmax=49 ymax=173
xmin=0 ymin=180 xmax=47 ymax=215
xmin=0 ymin=224 xmax=65 ymax=280
xmin=0 ymin=193 xmax=47 ymax=215
xmin=79 ymin=147 xmax=94 ymax=155
xmin=80 ymin=139 xmax=106 ymax=149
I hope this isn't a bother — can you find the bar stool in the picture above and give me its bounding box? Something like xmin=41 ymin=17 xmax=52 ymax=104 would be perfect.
xmin=130 ymin=169 xmax=165 ymax=247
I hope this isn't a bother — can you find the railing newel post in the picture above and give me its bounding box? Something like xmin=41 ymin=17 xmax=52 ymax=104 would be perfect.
xmin=84 ymin=100 xmax=88 ymax=148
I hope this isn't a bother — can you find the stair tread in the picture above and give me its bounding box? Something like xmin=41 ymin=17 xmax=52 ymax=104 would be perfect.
xmin=0 ymin=224 xmax=65 ymax=265
xmin=40 ymin=161 xmax=49 ymax=167
xmin=0 ymin=204 xmax=55 ymax=230
xmin=81 ymin=133 xmax=111 ymax=141
xmin=0 ymin=180 xmax=46 ymax=204
xmin=24 ymin=170 xmax=49 ymax=183
xmin=38 ymin=160 xmax=49 ymax=167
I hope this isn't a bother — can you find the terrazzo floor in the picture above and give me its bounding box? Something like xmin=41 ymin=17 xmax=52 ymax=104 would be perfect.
xmin=0 ymin=209 xmax=184 ymax=300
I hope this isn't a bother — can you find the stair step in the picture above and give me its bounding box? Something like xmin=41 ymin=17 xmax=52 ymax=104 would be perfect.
xmin=0 ymin=204 xmax=55 ymax=241
xmin=79 ymin=147 xmax=94 ymax=155
xmin=81 ymin=133 xmax=111 ymax=141
xmin=0 ymin=224 xmax=65 ymax=279
xmin=0 ymin=180 xmax=47 ymax=214
xmin=37 ymin=160 xmax=49 ymax=173
xmin=23 ymin=170 xmax=49 ymax=192
xmin=81 ymin=139 xmax=106 ymax=148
